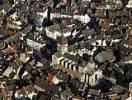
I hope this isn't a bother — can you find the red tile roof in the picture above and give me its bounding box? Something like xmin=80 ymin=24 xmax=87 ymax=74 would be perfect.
xmin=47 ymin=74 xmax=54 ymax=82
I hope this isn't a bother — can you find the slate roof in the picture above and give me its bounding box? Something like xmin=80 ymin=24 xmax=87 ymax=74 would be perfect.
xmin=55 ymin=71 xmax=69 ymax=82
xmin=34 ymin=76 xmax=60 ymax=95
xmin=4 ymin=33 xmax=22 ymax=43
xmin=63 ymin=53 xmax=78 ymax=62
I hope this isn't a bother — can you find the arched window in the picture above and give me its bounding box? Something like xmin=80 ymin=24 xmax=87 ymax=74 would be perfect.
xmin=71 ymin=64 xmax=74 ymax=71
xmin=95 ymin=74 xmax=97 ymax=80
xmin=76 ymin=65 xmax=79 ymax=72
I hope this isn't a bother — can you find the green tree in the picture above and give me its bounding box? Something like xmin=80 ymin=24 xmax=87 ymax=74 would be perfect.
xmin=7 ymin=0 xmax=14 ymax=5
xmin=114 ymin=71 xmax=126 ymax=86
xmin=69 ymin=83 xmax=80 ymax=95
xmin=42 ymin=18 xmax=53 ymax=27
xmin=32 ymin=95 xmax=38 ymax=100
xmin=82 ymin=53 xmax=90 ymax=61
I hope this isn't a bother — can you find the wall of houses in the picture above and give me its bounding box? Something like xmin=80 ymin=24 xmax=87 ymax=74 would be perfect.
xmin=46 ymin=27 xmax=72 ymax=40
xmin=81 ymin=73 xmax=89 ymax=83
xmin=77 ymin=48 xmax=93 ymax=56
xmin=26 ymin=39 xmax=45 ymax=50
xmin=7 ymin=23 xmax=22 ymax=30
xmin=68 ymin=46 xmax=96 ymax=56
xmin=50 ymin=13 xmax=72 ymax=20
xmin=73 ymin=14 xmax=90 ymax=24
xmin=45 ymin=27 xmax=58 ymax=40
xmin=89 ymin=70 xmax=103 ymax=86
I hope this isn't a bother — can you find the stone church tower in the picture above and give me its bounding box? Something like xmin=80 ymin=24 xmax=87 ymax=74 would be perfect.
xmin=57 ymin=34 xmax=68 ymax=55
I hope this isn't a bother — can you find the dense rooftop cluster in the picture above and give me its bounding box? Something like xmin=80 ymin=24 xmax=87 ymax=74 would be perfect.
xmin=0 ymin=0 xmax=132 ymax=100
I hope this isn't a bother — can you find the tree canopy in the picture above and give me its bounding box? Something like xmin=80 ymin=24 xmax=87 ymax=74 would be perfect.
xmin=68 ymin=83 xmax=80 ymax=95
xmin=7 ymin=0 xmax=14 ymax=5
xmin=82 ymin=53 xmax=91 ymax=61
